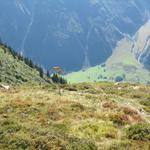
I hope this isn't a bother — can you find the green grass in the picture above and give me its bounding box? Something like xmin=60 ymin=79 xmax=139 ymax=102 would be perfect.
xmin=0 ymin=45 xmax=47 ymax=85
xmin=66 ymin=64 xmax=150 ymax=84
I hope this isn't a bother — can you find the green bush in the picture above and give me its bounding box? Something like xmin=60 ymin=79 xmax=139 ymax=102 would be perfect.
xmin=140 ymin=100 xmax=150 ymax=107
xmin=33 ymin=139 xmax=49 ymax=150
xmin=107 ymin=140 xmax=150 ymax=150
xmin=126 ymin=123 xmax=150 ymax=140
xmin=33 ymin=135 xmax=97 ymax=150
xmin=108 ymin=113 xmax=129 ymax=125
xmin=0 ymin=119 xmax=21 ymax=134
xmin=107 ymin=140 xmax=131 ymax=150
xmin=140 ymin=100 xmax=150 ymax=113
xmin=71 ymin=121 xmax=118 ymax=140
xmin=7 ymin=137 xmax=31 ymax=150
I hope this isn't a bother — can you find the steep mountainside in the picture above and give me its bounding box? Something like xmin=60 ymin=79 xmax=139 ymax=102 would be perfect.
xmin=66 ymin=20 xmax=150 ymax=84
xmin=133 ymin=20 xmax=150 ymax=71
xmin=0 ymin=44 xmax=47 ymax=85
xmin=0 ymin=0 xmax=150 ymax=71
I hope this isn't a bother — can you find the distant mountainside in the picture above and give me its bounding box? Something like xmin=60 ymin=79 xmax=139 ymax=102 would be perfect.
xmin=0 ymin=44 xmax=48 ymax=85
xmin=133 ymin=20 xmax=150 ymax=71
xmin=0 ymin=0 xmax=150 ymax=71
xmin=66 ymin=20 xmax=150 ymax=84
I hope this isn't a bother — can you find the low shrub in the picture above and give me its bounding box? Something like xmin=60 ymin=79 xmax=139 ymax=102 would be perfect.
xmin=65 ymin=85 xmax=78 ymax=91
xmin=108 ymin=112 xmax=129 ymax=125
xmin=115 ymin=76 xmax=124 ymax=82
xmin=71 ymin=120 xmax=118 ymax=140
xmin=33 ymin=135 xmax=98 ymax=150
xmin=122 ymin=106 xmax=138 ymax=115
xmin=70 ymin=103 xmax=85 ymax=111
xmin=131 ymin=114 xmax=144 ymax=123
xmin=102 ymin=101 xmax=118 ymax=109
xmin=107 ymin=140 xmax=150 ymax=150
xmin=33 ymin=138 xmax=49 ymax=150
xmin=47 ymin=108 xmax=61 ymax=121
xmin=0 ymin=119 xmax=21 ymax=134
xmin=107 ymin=140 xmax=131 ymax=150
xmin=126 ymin=123 xmax=150 ymax=140
xmin=8 ymin=137 xmax=31 ymax=150
xmin=140 ymin=100 xmax=150 ymax=107
xmin=143 ymin=106 xmax=150 ymax=113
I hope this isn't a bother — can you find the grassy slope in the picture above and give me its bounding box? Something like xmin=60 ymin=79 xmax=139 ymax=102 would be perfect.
xmin=0 ymin=45 xmax=47 ymax=85
xmin=66 ymin=21 xmax=150 ymax=84
xmin=0 ymin=82 xmax=150 ymax=150
xmin=66 ymin=37 xmax=150 ymax=84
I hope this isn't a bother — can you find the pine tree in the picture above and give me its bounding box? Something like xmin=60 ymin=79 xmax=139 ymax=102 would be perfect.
xmin=51 ymin=74 xmax=59 ymax=83
xmin=0 ymin=37 xmax=2 ymax=45
xmin=46 ymin=70 xmax=50 ymax=77
xmin=51 ymin=73 xmax=67 ymax=84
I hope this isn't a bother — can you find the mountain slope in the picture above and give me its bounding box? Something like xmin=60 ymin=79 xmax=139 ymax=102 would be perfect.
xmin=133 ymin=20 xmax=150 ymax=70
xmin=66 ymin=21 xmax=150 ymax=84
xmin=0 ymin=0 xmax=150 ymax=70
xmin=0 ymin=82 xmax=150 ymax=149
xmin=0 ymin=44 xmax=47 ymax=85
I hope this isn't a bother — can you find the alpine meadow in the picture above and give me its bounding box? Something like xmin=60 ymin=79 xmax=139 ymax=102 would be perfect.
xmin=0 ymin=0 xmax=150 ymax=150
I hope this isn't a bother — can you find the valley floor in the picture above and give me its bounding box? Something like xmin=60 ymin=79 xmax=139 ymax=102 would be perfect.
xmin=0 ymin=82 xmax=150 ymax=150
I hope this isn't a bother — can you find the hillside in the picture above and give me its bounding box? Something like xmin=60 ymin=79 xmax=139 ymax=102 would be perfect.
xmin=0 ymin=82 xmax=150 ymax=149
xmin=0 ymin=44 xmax=47 ymax=85
xmin=66 ymin=21 xmax=150 ymax=84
